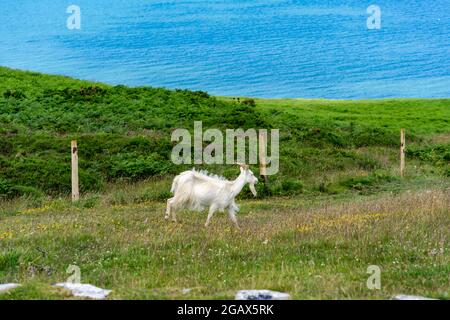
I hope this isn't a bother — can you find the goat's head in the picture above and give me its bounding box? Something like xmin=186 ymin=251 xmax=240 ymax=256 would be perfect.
xmin=239 ymin=164 xmax=258 ymax=196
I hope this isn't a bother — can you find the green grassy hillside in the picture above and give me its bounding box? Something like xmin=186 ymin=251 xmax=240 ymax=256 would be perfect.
xmin=1 ymin=67 xmax=449 ymax=202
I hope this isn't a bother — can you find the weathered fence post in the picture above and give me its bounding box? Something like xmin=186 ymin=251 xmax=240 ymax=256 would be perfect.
xmin=71 ymin=140 xmax=79 ymax=201
xmin=259 ymin=130 xmax=269 ymax=184
xmin=400 ymin=129 xmax=405 ymax=177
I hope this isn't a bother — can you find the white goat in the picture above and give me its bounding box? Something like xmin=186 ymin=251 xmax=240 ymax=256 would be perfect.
xmin=165 ymin=164 xmax=258 ymax=229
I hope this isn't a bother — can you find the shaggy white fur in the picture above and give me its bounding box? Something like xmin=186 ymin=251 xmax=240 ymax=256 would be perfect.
xmin=166 ymin=165 xmax=258 ymax=228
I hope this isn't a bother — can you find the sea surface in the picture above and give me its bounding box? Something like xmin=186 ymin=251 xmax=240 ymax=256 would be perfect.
xmin=1 ymin=0 xmax=449 ymax=98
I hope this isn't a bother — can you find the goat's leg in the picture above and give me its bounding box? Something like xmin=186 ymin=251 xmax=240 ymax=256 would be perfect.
xmin=165 ymin=198 xmax=173 ymax=220
xmin=228 ymin=208 xmax=240 ymax=230
xmin=230 ymin=200 xmax=240 ymax=213
xmin=205 ymin=205 xmax=217 ymax=228
xmin=166 ymin=197 xmax=178 ymax=223
xmin=171 ymin=205 xmax=178 ymax=223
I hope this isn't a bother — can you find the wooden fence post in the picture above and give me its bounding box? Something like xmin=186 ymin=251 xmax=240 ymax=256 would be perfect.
xmin=259 ymin=130 xmax=269 ymax=184
xmin=400 ymin=129 xmax=405 ymax=177
xmin=71 ymin=140 xmax=79 ymax=201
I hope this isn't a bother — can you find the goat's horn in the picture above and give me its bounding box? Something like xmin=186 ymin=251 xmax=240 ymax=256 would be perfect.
xmin=237 ymin=163 xmax=248 ymax=169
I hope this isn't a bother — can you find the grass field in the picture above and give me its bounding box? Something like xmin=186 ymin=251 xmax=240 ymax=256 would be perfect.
xmin=0 ymin=182 xmax=449 ymax=299
xmin=0 ymin=67 xmax=449 ymax=299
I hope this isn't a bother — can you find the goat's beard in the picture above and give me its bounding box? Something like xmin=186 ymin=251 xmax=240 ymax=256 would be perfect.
xmin=249 ymin=183 xmax=257 ymax=197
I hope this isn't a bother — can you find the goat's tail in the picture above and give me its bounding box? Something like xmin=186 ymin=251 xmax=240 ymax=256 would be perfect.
xmin=170 ymin=175 xmax=180 ymax=194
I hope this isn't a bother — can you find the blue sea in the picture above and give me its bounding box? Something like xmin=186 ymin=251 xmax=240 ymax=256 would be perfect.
xmin=1 ymin=0 xmax=449 ymax=98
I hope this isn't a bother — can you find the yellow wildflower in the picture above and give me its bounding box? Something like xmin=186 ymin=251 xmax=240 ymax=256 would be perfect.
xmin=0 ymin=231 xmax=13 ymax=240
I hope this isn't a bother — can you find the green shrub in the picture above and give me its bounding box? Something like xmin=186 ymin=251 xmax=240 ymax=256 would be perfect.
xmin=340 ymin=172 xmax=396 ymax=191
xmin=10 ymin=185 xmax=44 ymax=199
xmin=109 ymin=154 xmax=171 ymax=181
xmin=241 ymin=98 xmax=256 ymax=107
xmin=407 ymin=144 xmax=450 ymax=165
xmin=79 ymin=170 xmax=104 ymax=193
xmin=3 ymin=89 xmax=26 ymax=99
xmin=0 ymin=137 xmax=13 ymax=155
xmin=1 ymin=156 xmax=103 ymax=195
xmin=0 ymin=179 xmax=42 ymax=199
xmin=0 ymin=178 xmax=13 ymax=198
xmin=298 ymin=128 xmax=346 ymax=147
xmin=255 ymin=182 xmax=272 ymax=198
xmin=444 ymin=167 xmax=450 ymax=177
xmin=280 ymin=179 xmax=304 ymax=194
xmin=222 ymin=104 xmax=267 ymax=128
xmin=351 ymin=127 xmax=397 ymax=147
xmin=264 ymin=179 xmax=304 ymax=196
